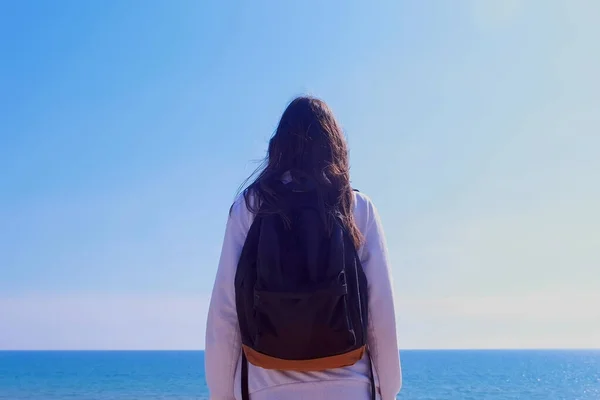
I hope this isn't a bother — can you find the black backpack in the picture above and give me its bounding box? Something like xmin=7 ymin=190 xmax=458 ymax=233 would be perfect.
xmin=234 ymin=180 xmax=375 ymax=400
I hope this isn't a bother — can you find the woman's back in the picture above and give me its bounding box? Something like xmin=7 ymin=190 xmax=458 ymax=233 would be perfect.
xmin=206 ymin=191 xmax=401 ymax=400
xmin=205 ymin=97 xmax=401 ymax=400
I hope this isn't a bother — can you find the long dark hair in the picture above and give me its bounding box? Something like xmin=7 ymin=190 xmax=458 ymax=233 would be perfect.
xmin=239 ymin=96 xmax=362 ymax=247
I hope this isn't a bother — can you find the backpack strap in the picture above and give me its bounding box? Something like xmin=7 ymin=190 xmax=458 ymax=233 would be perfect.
xmin=241 ymin=351 xmax=249 ymax=400
xmin=368 ymin=351 xmax=376 ymax=400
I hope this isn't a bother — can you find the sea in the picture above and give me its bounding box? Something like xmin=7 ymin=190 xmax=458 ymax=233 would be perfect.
xmin=0 ymin=350 xmax=598 ymax=399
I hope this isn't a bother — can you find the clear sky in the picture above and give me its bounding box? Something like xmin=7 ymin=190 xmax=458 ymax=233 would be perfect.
xmin=1 ymin=0 xmax=598 ymax=350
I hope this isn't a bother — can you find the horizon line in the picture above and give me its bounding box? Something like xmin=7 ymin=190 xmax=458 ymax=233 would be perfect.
xmin=2 ymin=348 xmax=598 ymax=352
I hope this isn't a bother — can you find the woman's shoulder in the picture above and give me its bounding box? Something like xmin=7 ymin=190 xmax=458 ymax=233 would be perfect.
xmin=230 ymin=188 xmax=378 ymax=232
xmin=352 ymin=190 xmax=378 ymax=234
xmin=228 ymin=191 xmax=257 ymax=231
xmin=353 ymin=189 xmax=376 ymax=210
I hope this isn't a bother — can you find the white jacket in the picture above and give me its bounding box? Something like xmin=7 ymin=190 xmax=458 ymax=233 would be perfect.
xmin=205 ymin=191 xmax=401 ymax=400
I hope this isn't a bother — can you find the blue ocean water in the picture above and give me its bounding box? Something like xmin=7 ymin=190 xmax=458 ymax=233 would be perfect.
xmin=0 ymin=350 xmax=598 ymax=399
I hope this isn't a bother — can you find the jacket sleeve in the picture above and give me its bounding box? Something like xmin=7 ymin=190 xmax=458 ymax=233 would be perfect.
xmin=361 ymin=199 xmax=402 ymax=400
xmin=205 ymin=198 xmax=249 ymax=400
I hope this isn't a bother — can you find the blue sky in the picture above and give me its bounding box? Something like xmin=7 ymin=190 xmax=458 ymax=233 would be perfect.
xmin=1 ymin=0 xmax=598 ymax=350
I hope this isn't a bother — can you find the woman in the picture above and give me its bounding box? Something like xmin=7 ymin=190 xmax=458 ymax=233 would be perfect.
xmin=205 ymin=96 xmax=401 ymax=400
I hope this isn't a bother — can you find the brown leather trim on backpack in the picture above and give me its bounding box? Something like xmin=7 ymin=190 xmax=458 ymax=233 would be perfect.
xmin=242 ymin=345 xmax=366 ymax=371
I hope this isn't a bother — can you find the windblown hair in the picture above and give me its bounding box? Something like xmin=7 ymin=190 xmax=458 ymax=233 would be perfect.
xmin=239 ymin=96 xmax=362 ymax=248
